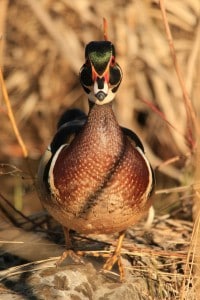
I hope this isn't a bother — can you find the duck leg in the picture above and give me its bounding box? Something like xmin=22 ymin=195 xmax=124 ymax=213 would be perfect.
xmin=103 ymin=230 xmax=126 ymax=281
xmin=56 ymin=227 xmax=84 ymax=266
xmin=57 ymin=228 xmax=126 ymax=281
xmin=63 ymin=227 xmax=72 ymax=249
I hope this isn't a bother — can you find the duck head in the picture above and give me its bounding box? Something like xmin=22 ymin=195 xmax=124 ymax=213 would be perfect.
xmin=79 ymin=41 xmax=122 ymax=105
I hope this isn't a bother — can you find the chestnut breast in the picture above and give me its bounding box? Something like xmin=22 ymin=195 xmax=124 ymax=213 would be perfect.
xmin=47 ymin=104 xmax=153 ymax=234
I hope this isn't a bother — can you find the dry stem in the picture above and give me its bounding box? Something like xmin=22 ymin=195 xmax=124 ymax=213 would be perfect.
xmin=159 ymin=0 xmax=199 ymax=147
xmin=0 ymin=68 xmax=28 ymax=158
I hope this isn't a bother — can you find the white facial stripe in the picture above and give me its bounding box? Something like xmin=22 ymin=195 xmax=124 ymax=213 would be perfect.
xmin=103 ymin=82 xmax=109 ymax=94
xmin=94 ymin=80 xmax=98 ymax=95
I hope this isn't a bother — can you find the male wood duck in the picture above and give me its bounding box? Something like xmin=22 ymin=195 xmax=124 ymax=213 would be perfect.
xmin=37 ymin=39 xmax=155 ymax=281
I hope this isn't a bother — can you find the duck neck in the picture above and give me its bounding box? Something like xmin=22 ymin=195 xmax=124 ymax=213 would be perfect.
xmin=84 ymin=101 xmax=123 ymax=152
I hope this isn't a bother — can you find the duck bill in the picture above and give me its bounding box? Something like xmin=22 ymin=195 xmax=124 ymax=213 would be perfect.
xmin=94 ymin=79 xmax=108 ymax=101
xmin=92 ymin=69 xmax=109 ymax=101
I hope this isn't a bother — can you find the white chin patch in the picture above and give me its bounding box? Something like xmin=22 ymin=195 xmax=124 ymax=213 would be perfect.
xmin=88 ymin=89 xmax=115 ymax=105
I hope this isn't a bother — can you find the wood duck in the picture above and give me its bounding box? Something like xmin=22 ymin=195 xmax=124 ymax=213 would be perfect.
xmin=37 ymin=40 xmax=155 ymax=281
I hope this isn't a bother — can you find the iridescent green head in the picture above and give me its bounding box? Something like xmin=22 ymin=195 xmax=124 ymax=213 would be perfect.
xmin=79 ymin=41 xmax=122 ymax=105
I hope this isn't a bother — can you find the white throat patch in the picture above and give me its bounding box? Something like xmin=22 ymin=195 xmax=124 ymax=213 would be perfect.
xmin=88 ymin=88 xmax=115 ymax=105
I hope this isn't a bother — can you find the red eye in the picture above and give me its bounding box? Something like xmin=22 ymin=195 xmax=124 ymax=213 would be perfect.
xmin=110 ymin=56 xmax=115 ymax=66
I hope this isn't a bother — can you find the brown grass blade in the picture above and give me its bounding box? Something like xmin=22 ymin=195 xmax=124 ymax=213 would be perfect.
xmin=0 ymin=68 xmax=28 ymax=158
xmin=159 ymin=0 xmax=199 ymax=149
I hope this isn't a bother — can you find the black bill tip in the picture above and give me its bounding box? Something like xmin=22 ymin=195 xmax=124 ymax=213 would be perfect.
xmin=95 ymin=91 xmax=107 ymax=101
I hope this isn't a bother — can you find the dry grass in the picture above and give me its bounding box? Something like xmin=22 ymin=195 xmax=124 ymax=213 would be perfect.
xmin=0 ymin=0 xmax=200 ymax=298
